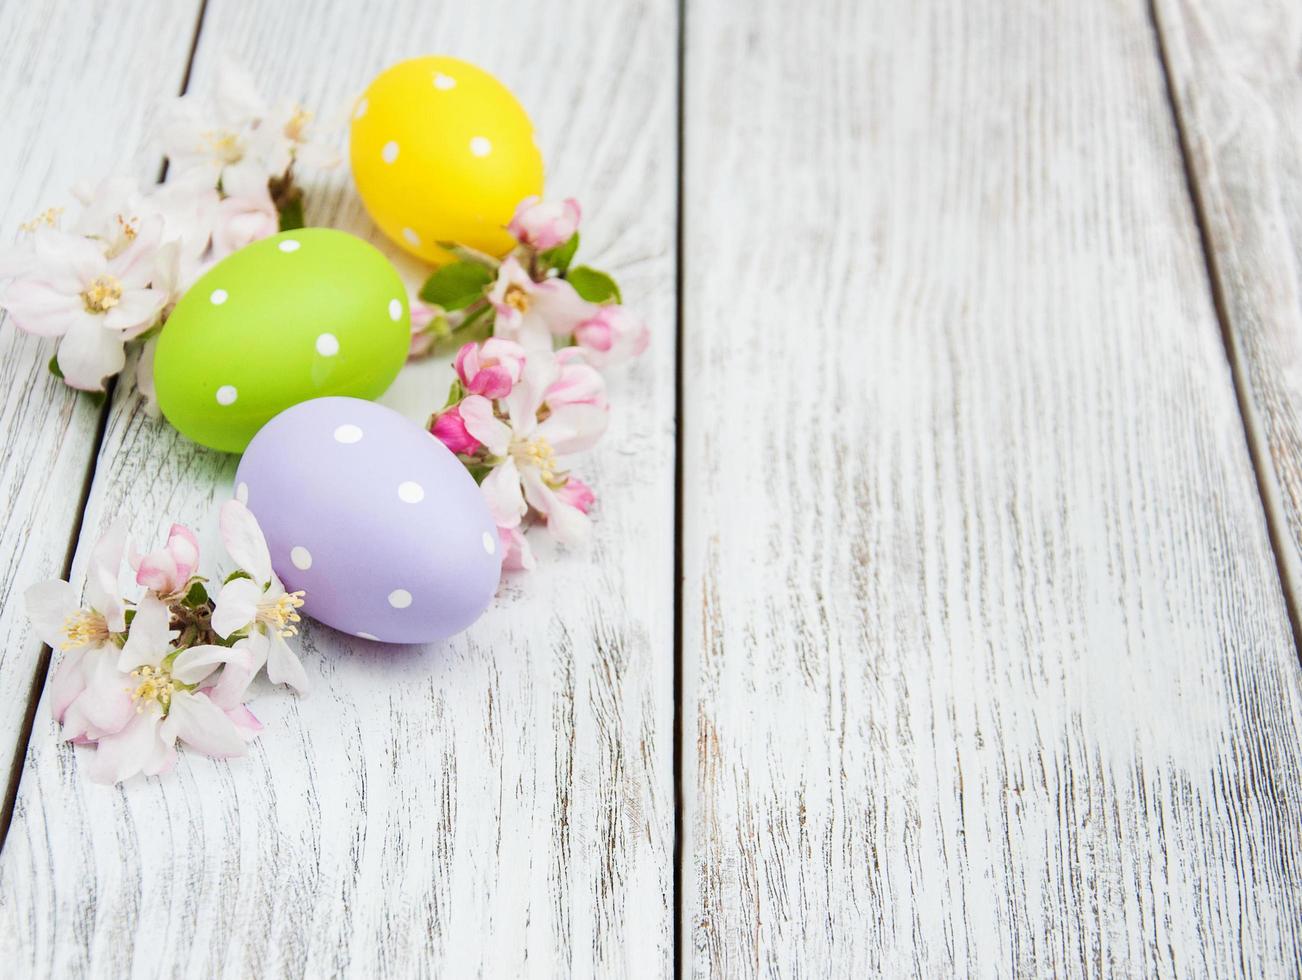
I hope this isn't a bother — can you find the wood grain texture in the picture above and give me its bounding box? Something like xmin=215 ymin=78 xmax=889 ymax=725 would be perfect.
xmin=0 ymin=0 xmax=202 ymax=800
xmin=1153 ymin=0 xmax=1302 ymax=635
xmin=0 ymin=0 xmax=677 ymax=975
xmin=680 ymin=0 xmax=1302 ymax=975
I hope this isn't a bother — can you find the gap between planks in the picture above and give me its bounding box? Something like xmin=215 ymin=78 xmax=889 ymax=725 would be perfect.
xmin=0 ymin=0 xmax=213 ymax=851
xmin=1146 ymin=0 xmax=1302 ymax=662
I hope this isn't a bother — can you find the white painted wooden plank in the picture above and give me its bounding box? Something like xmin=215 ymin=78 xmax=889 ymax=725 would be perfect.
xmin=681 ymin=0 xmax=1302 ymax=975
xmin=0 ymin=0 xmax=677 ymax=975
xmin=0 ymin=1 xmax=202 ymax=801
xmin=1153 ymin=0 xmax=1302 ymax=639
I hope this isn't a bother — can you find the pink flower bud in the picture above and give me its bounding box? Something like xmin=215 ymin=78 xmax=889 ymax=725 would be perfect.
xmin=555 ymin=476 xmax=596 ymax=515
xmin=546 ymin=348 xmax=608 ymax=410
xmin=507 ymin=196 xmax=581 ymax=250
xmin=132 ymin=523 xmax=200 ymax=596
xmin=573 ymin=305 xmax=650 ymax=368
xmin=430 ymin=404 xmax=483 ymax=456
xmin=455 ymin=338 xmax=527 ymax=399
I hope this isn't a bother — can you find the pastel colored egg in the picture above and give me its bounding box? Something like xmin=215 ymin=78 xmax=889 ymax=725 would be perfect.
xmin=154 ymin=229 xmax=410 ymax=453
xmin=350 ymin=56 xmax=544 ymax=263
xmin=235 ymin=396 xmax=501 ymax=644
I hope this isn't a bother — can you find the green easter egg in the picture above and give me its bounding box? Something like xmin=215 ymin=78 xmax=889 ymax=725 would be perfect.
xmin=154 ymin=229 xmax=411 ymax=453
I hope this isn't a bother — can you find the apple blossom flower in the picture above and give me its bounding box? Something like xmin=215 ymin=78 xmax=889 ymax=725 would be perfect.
xmin=88 ymin=595 xmax=253 ymax=783
xmin=430 ymin=403 xmax=483 ymax=457
xmin=508 ymin=196 xmax=581 ymax=251
xmin=409 ymin=297 xmax=440 ymax=359
xmin=130 ymin=523 xmax=200 ymax=598
xmin=498 ymin=524 xmax=536 ymax=572
xmin=211 ymin=164 xmax=279 ymax=258
xmin=489 ymin=256 xmax=594 ymax=350
xmin=573 ymin=304 xmax=650 ymax=368
xmin=0 ymin=223 xmax=166 ymax=390
xmin=211 ymin=499 xmax=310 ymax=694
xmin=24 ymin=523 xmax=129 ymax=657
xmin=455 ymin=338 xmax=527 ymax=399
xmin=545 ymin=348 xmax=608 ymax=411
xmin=462 ymin=356 xmax=608 ymax=544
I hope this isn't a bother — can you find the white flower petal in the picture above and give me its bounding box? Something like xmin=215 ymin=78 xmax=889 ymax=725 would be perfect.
xmin=265 ymin=632 xmax=309 ymax=695
xmin=459 ymin=395 xmax=512 ymax=456
xmin=103 ymin=287 xmax=165 ymax=336
xmin=170 ymin=642 xmax=243 ymax=685
xmin=118 ymin=592 xmax=178 ymax=672
xmin=24 ymin=579 xmax=79 ymax=648
xmin=219 ymin=499 xmax=273 ymax=585
xmin=86 ymin=705 xmax=165 ymax=784
xmin=55 ymin=312 xmax=126 ymax=392
xmin=161 ymin=691 xmax=247 ymax=759
xmin=481 ymin=458 xmax=527 ymax=529
xmin=207 ymin=646 xmax=256 ymax=709
xmin=211 ymin=577 xmax=263 ymax=638
xmin=86 ymin=523 xmax=128 ymax=631
xmin=521 ymin=469 xmax=590 ymax=546
xmin=0 ymin=278 xmax=82 ymax=337
xmin=536 ymin=404 xmax=609 ymax=456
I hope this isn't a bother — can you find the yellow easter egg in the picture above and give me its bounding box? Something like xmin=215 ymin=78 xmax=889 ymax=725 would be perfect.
xmin=350 ymin=56 xmax=544 ymax=264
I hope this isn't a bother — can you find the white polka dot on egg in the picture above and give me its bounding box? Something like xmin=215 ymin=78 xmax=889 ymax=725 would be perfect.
xmin=278 ymin=239 xmax=301 ymax=253
xmin=402 ymin=227 xmax=421 ymax=246
xmin=290 ymin=546 xmax=313 ymax=570
xmin=216 ymin=385 xmax=238 ymax=406
xmin=469 ymin=136 xmax=492 ymax=157
xmin=354 ymin=98 xmax=368 ymax=119
xmin=210 ymin=288 xmax=228 ymax=305
xmin=482 ymin=531 xmax=497 ymax=555
xmin=334 ymin=423 xmax=363 ymax=444
xmin=388 ymin=298 xmax=403 ymax=321
xmin=316 ymin=333 xmax=339 ymax=356
xmin=388 ymin=589 xmax=412 ymax=609
xmin=381 ymin=140 xmax=399 ymax=164
xmin=398 ymin=481 xmax=424 ymax=503
xmin=433 ymin=73 xmax=456 ymax=90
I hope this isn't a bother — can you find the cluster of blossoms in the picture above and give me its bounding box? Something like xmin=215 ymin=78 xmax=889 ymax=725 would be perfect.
xmin=25 ymin=500 xmax=308 ymax=783
xmin=422 ymin=198 xmax=648 ymax=570
xmin=0 ymin=60 xmax=333 ymax=395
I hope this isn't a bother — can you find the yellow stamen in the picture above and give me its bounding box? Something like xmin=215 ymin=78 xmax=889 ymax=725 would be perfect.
xmin=127 ymin=664 xmax=175 ymax=712
xmin=20 ymin=207 xmax=63 ymax=233
xmin=259 ymin=590 xmax=306 ymax=637
xmin=283 ymin=106 xmax=312 ymax=142
xmin=81 ymin=274 xmax=123 ymax=314
xmin=503 ymin=284 xmax=531 ymax=314
xmin=61 ymin=609 xmax=109 ymax=651
xmin=204 ymin=130 xmax=244 ymax=164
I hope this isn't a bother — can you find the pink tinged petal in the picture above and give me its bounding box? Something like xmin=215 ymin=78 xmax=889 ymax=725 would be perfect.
xmin=265 ymin=632 xmax=309 ymax=694
xmin=109 ymin=217 xmax=163 ymax=287
xmin=454 ymin=342 xmax=480 ymax=387
xmin=504 ymin=357 xmax=556 ymax=434
xmin=118 ymin=592 xmax=179 ymax=672
xmin=238 ymin=630 xmax=271 ymax=675
xmin=168 ymin=524 xmax=200 ymax=580
xmin=499 ymin=525 xmax=536 ymax=572
xmin=171 ymin=643 xmax=243 ymax=685
xmin=87 ymin=707 xmax=165 ymax=784
xmin=24 ymin=579 xmax=80 ymax=649
xmin=134 ymin=550 xmax=180 ymax=594
xmin=458 ymin=396 xmax=512 ymax=456
xmin=62 ymin=651 xmax=137 ymax=741
xmin=573 ymin=314 xmax=614 ymax=353
xmin=430 ymin=405 xmax=483 ymax=456
xmin=481 ymin=458 xmax=527 ymax=529
xmin=55 ymin=312 xmax=126 ymax=392
xmin=220 ymin=499 xmax=273 ymax=584
xmin=0 ymin=278 xmax=83 ymax=337
xmin=545 ymin=352 xmax=608 ymax=410
xmin=224 ymin=703 xmax=263 ymax=739
xmin=521 ymin=470 xmax=590 ymax=546
xmin=536 ymin=404 xmax=609 ymax=456
xmin=206 ymin=647 xmax=256 ymax=709
xmin=211 ymin=577 xmax=264 ymax=638
xmin=530 ymin=278 xmax=596 ymax=336
xmin=555 ymin=476 xmax=596 ymax=514
xmin=86 ymin=523 xmax=128 ymax=631
xmin=160 ymin=691 xmax=247 ymax=759
xmin=49 ymin=647 xmax=89 ymax=723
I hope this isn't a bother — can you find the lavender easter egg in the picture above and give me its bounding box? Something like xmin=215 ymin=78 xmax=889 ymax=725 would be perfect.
xmin=235 ymin=397 xmax=501 ymax=643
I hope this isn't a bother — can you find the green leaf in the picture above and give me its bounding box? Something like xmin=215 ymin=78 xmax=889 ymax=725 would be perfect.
xmin=443 ymin=379 xmax=465 ymax=408
xmin=566 ymin=265 xmax=622 ymax=304
xmin=540 ymin=233 xmax=579 ymax=275
xmin=182 ymin=581 xmax=209 ymax=608
xmin=419 ymin=261 xmax=494 ymax=311
xmin=48 ymin=355 xmax=64 ymax=379
xmin=278 ymin=197 xmax=305 ymax=231
xmin=223 ymin=569 xmax=252 ymax=585
xmin=84 ymin=389 xmax=107 ymax=408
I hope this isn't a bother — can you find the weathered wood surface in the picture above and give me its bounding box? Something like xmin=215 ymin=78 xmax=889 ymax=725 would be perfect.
xmin=0 ymin=0 xmax=203 ymax=802
xmin=0 ymin=0 xmax=677 ymax=975
xmin=679 ymin=0 xmax=1302 ymax=975
xmin=1153 ymin=0 xmax=1302 ymax=633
